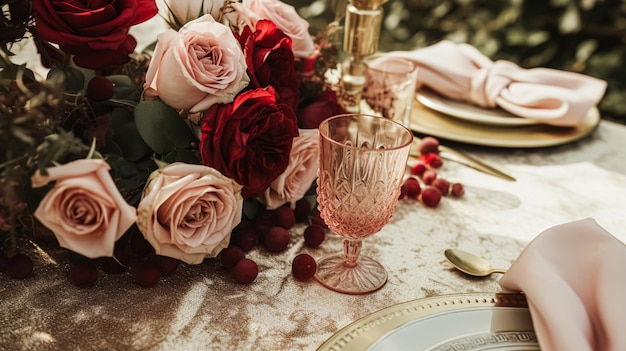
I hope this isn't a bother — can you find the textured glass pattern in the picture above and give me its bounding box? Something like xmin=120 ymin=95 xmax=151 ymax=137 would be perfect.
xmin=315 ymin=114 xmax=412 ymax=294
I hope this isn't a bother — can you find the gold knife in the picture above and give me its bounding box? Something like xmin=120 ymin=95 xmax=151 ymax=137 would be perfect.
xmin=410 ymin=138 xmax=516 ymax=182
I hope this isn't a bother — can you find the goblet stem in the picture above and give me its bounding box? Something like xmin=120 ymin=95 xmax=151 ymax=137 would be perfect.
xmin=343 ymin=239 xmax=361 ymax=268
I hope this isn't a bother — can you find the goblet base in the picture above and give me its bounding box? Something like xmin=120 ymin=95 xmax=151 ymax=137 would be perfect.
xmin=314 ymin=253 xmax=387 ymax=295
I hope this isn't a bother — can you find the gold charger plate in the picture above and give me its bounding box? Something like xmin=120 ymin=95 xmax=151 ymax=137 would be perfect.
xmin=411 ymin=100 xmax=600 ymax=148
xmin=317 ymin=293 xmax=537 ymax=351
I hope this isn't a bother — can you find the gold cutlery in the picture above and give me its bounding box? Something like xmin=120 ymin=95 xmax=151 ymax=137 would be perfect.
xmin=410 ymin=138 xmax=516 ymax=182
xmin=444 ymin=249 xmax=508 ymax=277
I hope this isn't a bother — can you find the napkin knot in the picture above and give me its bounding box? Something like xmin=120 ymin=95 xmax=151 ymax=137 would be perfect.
xmin=386 ymin=40 xmax=608 ymax=127
xmin=469 ymin=61 xmax=518 ymax=109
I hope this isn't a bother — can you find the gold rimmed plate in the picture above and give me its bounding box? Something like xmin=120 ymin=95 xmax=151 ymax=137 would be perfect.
xmin=411 ymin=99 xmax=600 ymax=148
xmin=317 ymin=293 xmax=537 ymax=351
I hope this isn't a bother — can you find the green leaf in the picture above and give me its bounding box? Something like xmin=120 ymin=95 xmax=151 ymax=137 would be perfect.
xmin=134 ymin=100 xmax=197 ymax=155
xmin=113 ymin=120 xmax=151 ymax=162
xmin=162 ymin=148 xmax=202 ymax=164
xmin=108 ymin=75 xmax=138 ymax=100
xmin=47 ymin=66 xmax=84 ymax=92
xmin=242 ymin=198 xmax=259 ymax=220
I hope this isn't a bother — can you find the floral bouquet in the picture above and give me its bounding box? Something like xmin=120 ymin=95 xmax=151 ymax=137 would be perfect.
xmin=0 ymin=0 xmax=347 ymax=286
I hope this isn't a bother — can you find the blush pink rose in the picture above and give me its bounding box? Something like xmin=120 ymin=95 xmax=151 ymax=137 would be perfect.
xmin=263 ymin=129 xmax=319 ymax=210
xmin=231 ymin=0 xmax=315 ymax=58
xmin=31 ymin=159 xmax=137 ymax=258
xmin=136 ymin=163 xmax=243 ymax=265
xmin=144 ymin=14 xmax=249 ymax=113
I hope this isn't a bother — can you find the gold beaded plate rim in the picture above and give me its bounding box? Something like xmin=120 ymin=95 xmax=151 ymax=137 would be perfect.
xmin=316 ymin=292 xmax=534 ymax=351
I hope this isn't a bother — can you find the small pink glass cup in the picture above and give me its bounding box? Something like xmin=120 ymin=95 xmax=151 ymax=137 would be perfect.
xmin=362 ymin=56 xmax=418 ymax=128
xmin=315 ymin=113 xmax=413 ymax=294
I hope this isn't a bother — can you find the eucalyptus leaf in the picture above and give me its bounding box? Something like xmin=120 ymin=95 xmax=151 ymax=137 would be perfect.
xmin=134 ymin=100 xmax=196 ymax=155
xmin=112 ymin=120 xmax=151 ymax=162
xmin=47 ymin=66 xmax=84 ymax=92
xmin=108 ymin=75 xmax=138 ymax=100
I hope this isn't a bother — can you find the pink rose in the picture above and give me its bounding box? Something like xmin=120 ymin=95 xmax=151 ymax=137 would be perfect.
xmin=144 ymin=15 xmax=249 ymax=113
xmin=136 ymin=163 xmax=243 ymax=264
xmin=263 ymin=129 xmax=319 ymax=209
xmin=232 ymin=0 xmax=315 ymax=58
xmin=31 ymin=159 xmax=137 ymax=258
xmin=164 ymin=0 xmax=226 ymax=26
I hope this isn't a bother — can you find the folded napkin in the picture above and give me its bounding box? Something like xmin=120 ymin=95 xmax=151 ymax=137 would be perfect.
xmin=387 ymin=41 xmax=607 ymax=126
xmin=499 ymin=218 xmax=626 ymax=351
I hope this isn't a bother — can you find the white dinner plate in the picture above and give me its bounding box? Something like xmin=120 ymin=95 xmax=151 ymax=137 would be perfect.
xmin=411 ymin=100 xmax=600 ymax=148
xmin=416 ymin=89 xmax=538 ymax=127
xmin=317 ymin=293 xmax=538 ymax=351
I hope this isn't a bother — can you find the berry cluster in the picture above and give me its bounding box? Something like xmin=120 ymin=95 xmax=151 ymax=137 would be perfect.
xmin=400 ymin=136 xmax=465 ymax=207
xmin=70 ymin=226 xmax=183 ymax=288
xmin=220 ymin=198 xmax=326 ymax=284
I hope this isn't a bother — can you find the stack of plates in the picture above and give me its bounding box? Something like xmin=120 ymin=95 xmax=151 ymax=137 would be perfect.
xmin=411 ymin=89 xmax=600 ymax=148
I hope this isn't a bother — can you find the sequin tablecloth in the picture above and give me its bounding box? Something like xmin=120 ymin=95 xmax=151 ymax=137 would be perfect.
xmin=2 ymin=115 xmax=626 ymax=350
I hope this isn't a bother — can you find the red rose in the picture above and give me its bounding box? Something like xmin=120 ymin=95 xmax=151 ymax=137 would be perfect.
xmin=239 ymin=20 xmax=300 ymax=113
xmin=297 ymin=90 xmax=347 ymax=129
xmin=200 ymin=86 xmax=299 ymax=198
xmin=33 ymin=0 xmax=158 ymax=69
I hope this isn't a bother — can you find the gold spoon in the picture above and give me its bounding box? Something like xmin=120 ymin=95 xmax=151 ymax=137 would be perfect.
xmin=444 ymin=249 xmax=508 ymax=277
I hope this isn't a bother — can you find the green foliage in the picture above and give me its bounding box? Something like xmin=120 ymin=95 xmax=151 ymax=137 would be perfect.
xmin=291 ymin=0 xmax=626 ymax=124
xmin=133 ymin=100 xmax=198 ymax=157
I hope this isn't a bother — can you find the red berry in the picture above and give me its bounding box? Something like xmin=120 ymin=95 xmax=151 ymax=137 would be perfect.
xmin=232 ymin=227 xmax=259 ymax=251
xmin=310 ymin=212 xmax=328 ymax=229
xmin=421 ymin=187 xmax=442 ymax=207
xmin=220 ymin=246 xmax=245 ymax=269
xmin=423 ymin=153 xmax=443 ymax=168
xmin=273 ymin=206 xmax=296 ymax=229
xmin=130 ymin=230 xmax=154 ymax=256
xmin=432 ymin=178 xmax=450 ymax=196
xmin=6 ymin=253 xmax=33 ymax=279
xmin=403 ymin=178 xmax=421 ymax=199
xmin=410 ymin=163 xmax=426 ymax=177
xmin=155 ymin=255 xmax=180 ymax=276
xmin=101 ymin=253 xmax=129 ymax=274
xmin=418 ymin=136 xmax=440 ymax=155
xmin=69 ymin=261 xmax=98 ymax=287
xmin=451 ymin=183 xmax=465 ymax=198
xmin=422 ymin=169 xmax=437 ymax=185
xmin=0 ymin=254 xmax=8 ymax=272
xmin=132 ymin=263 xmax=161 ymax=288
xmin=398 ymin=182 xmax=408 ymax=199
xmin=264 ymin=226 xmax=290 ymax=252
xmin=253 ymin=217 xmax=273 ymax=245
xmin=303 ymin=224 xmax=325 ymax=248
xmin=292 ymin=254 xmax=317 ymax=281
xmin=294 ymin=198 xmax=311 ymax=222
xmin=87 ymin=76 xmax=114 ymax=102
xmin=232 ymin=258 xmax=258 ymax=284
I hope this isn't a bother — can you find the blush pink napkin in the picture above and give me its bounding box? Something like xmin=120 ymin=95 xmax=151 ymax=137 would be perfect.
xmin=387 ymin=41 xmax=607 ymax=126
xmin=499 ymin=218 xmax=626 ymax=351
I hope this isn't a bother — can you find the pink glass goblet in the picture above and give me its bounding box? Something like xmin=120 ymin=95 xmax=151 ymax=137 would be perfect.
xmin=315 ymin=114 xmax=413 ymax=294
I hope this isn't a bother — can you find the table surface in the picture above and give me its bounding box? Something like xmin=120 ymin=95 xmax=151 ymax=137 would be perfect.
xmin=3 ymin=14 xmax=626 ymax=351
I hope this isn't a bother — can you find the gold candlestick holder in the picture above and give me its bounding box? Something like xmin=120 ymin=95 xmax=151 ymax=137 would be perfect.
xmin=339 ymin=0 xmax=390 ymax=112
